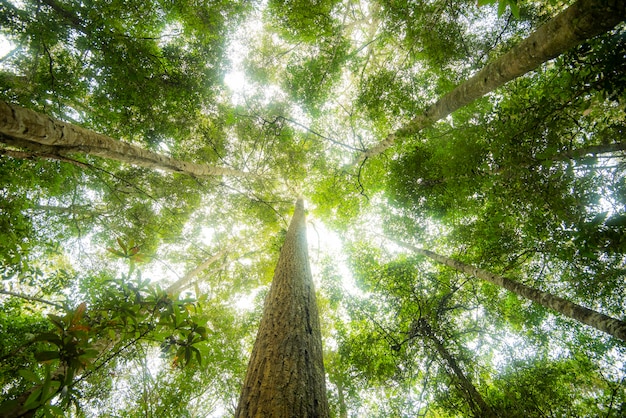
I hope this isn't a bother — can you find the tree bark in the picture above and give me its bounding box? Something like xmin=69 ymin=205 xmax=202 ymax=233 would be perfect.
xmin=392 ymin=240 xmax=626 ymax=342
xmin=411 ymin=318 xmax=496 ymax=418
xmin=351 ymin=0 xmax=626 ymax=166
xmin=0 ymin=101 xmax=251 ymax=178
xmin=235 ymin=198 xmax=329 ymax=417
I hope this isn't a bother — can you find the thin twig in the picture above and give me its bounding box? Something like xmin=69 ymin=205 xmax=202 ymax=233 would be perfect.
xmin=356 ymin=157 xmax=370 ymax=201
xmin=0 ymin=289 xmax=65 ymax=310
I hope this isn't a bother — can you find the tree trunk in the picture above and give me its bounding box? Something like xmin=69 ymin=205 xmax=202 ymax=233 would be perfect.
xmin=0 ymin=101 xmax=251 ymax=178
xmin=411 ymin=318 xmax=496 ymax=418
xmin=336 ymin=378 xmax=348 ymax=418
xmin=393 ymin=240 xmax=626 ymax=342
xmin=557 ymin=142 xmax=626 ymax=161
xmin=351 ymin=0 xmax=626 ymax=166
xmin=235 ymin=198 xmax=329 ymax=417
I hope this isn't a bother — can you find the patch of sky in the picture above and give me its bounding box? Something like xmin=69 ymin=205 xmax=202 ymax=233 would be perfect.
xmin=222 ymin=4 xmax=265 ymax=105
xmin=0 ymin=37 xmax=15 ymax=60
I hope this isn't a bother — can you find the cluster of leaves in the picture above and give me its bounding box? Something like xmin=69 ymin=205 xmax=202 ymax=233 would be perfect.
xmin=386 ymin=30 xmax=626 ymax=305
xmin=323 ymin=240 xmax=626 ymax=416
xmin=0 ymin=242 xmax=210 ymax=417
xmin=0 ymin=155 xmax=81 ymax=280
xmin=0 ymin=0 xmax=248 ymax=144
xmin=266 ymin=0 xmax=343 ymax=42
xmin=284 ymin=35 xmax=351 ymax=116
xmin=478 ymin=0 xmax=520 ymax=18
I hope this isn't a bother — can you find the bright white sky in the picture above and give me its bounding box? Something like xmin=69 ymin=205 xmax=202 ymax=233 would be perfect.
xmin=0 ymin=37 xmax=13 ymax=58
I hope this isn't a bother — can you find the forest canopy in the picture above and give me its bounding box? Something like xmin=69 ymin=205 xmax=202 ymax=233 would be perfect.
xmin=0 ymin=0 xmax=625 ymax=416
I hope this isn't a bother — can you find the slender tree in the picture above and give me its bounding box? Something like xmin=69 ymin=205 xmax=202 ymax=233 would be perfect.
xmin=391 ymin=239 xmax=626 ymax=342
xmin=166 ymin=249 xmax=228 ymax=294
xmin=351 ymin=0 xmax=626 ymax=166
xmin=235 ymin=198 xmax=329 ymax=417
xmin=0 ymin=101 xmax=251 ymax=177
xmin=410 ymin=318 xmax=497 ymax=418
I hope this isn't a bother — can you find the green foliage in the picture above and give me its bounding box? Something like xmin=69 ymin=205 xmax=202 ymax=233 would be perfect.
xmin=267 ymin=0 xmax=343 ymax=42
xmin=488 ymin=356 xmax=625 ymax=417
xmin=386 ymin=31 xmax=626 ymax=312
xmin=0 ymin=0 xmax=248 ymax=143
xmin=357 ymin=68 xmax=433 ymax=126
xmin=0 ymin=248 xmax=210 ymax=417
xmin=284 ymin=36 xmax=351 ymax=115
xmin=0 ymin=157 xmax=81 ymax=280
xmin=478 ymin=0 xmax=520 ymax=18
xmin=1 ymin=0 xmax=625 ymax=416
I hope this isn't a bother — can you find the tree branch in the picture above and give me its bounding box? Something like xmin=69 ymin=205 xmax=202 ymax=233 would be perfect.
xmin=0 ymin=289 xmax=65 ymax=310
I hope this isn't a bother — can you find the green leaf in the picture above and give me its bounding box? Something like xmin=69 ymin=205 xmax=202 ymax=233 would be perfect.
xmin=79 ymin=349 xmax=100 ymax=360
xmin=184 ymin=346 xmax=192 ymax=366
xmin=509 ymin=1 xmax=520 ymax=18
xmin=35 ymin=351 xmax=61 ymax=362
xmin=18 ymin=369 xmax=40 ymax=383
xmin=117 ymin=237 xmax=128 ymax=253
xmin=42 ymin=372 xmax=52 ymax=400
xmin=195 ymin=326 xmax=208 ymax=339
xmin=47 ymin=314 xmax=65 ymax=331
xmin=190 ymin=345 xmax=202 ymax=365
xmin=23 ymin=387 xmax=43 ymax=410
xmin=33 ymin=332 xmax=63 ymax=346
xmin=108 ymin=328 xmax=117 ymax=340
xmin=497 ymin=0 xmax=507 ymax=16
xmin=42 ymin=404 xmax=65 ymax=417
xmin=107 ymin=247 xmax=126 ymax=257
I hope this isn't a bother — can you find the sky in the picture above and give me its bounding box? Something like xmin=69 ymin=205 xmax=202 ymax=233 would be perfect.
xmin=0 ymin=37 xmax=13 ymax=59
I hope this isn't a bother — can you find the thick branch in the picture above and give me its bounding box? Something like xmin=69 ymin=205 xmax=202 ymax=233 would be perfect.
xmin=392 ymin=239 xmax=626 ymax=342
xmin=0 ymin=101 xmax=253 ymax=178
xmin=557 ymin=142 xmax=626 ymax=161
xmin=350 ymin=0 xmax=626 ymax=166
xmin=0 ymin=141 xmax=92 ymax=169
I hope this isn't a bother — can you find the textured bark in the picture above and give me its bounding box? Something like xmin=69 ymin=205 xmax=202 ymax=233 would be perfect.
xmin=394 ymin=240 xmax=626 ymax=342
xmin=235 ymin=198 xmax=329 ymax=417
xmin=412 ymin=319 xmax=496 ymax=418
xmin=0 ymin=101 xmax=251 ymax=177
xmin=351 ymin=0 xmax=626 ymax=166
xmin=0 ymin=141 xmax=93 ymax=169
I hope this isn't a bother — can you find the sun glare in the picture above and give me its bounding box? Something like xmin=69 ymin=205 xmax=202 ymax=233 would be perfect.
xmin=0 ymin=36 xmax=14 ymax=60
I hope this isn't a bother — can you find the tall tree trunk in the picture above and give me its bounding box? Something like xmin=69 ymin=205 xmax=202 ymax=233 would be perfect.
xmin=411 ymin=318 xmax=496 ymax=418
xmin=351 ymin=0 xmax=626 ymax=166
xmin=392 ymin=240 xmax=626 ymax=342
xmin=235 ymin=198 xmax=329 ymax=417
xmin=0 ymin=101 xmax=251 ymax=178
